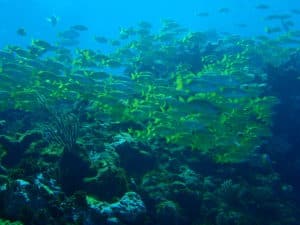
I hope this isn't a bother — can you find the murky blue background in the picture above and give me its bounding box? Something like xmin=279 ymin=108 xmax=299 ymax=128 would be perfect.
xmin=1 ymin=0 xmax=300 ymax=47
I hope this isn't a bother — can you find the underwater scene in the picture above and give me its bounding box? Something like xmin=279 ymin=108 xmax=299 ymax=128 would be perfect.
xmin=0 ymin=0 xmax=300 ymax=224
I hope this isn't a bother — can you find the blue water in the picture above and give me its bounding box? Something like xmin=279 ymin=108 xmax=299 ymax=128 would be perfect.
xmin=1 ymin=0 xmax=300 ymax=48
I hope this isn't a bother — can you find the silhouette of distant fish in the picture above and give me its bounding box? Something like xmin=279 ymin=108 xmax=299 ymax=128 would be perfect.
xmin=94 ymin=36 xmax=108 ymax=43
xmin=47 ymin=15 xmax=59 ymax=26
xmin=255 ymin=4 xmax=270 ymax=10
xmin=291 ymin=9 xmax=300 ymax=15
xmin=265 ymin=13 xmax=292 ymax=21
xmin=196 ymin=12 xmax=209 ymax=17
xmin=58 ymin=38 xmax=80 ymax=47
xmin=219 ymin=8 xmax=230 ymax=13
xmin=71 ymin=25 xmax=88 ymax=31
xmin=16 ymin=28 xmax=26 ymax=36
xmin=58 ymin=29 xmax=80 ymax=39
xmin=265 ymin=26 xmax=282 ymax=34
xmin=281 ymin=20 xmax=294 ymax=32
xmin=236 ymin=23 xmax=248 ymax=28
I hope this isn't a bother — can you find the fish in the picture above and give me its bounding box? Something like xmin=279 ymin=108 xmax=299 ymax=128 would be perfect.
xmin=138 ymin=21 xmax=152 ymax=29
xmin=71 ymin=25 xmax=88 ymax=31
xmin=265 ymin=13 xmax=292 ymax=21
xmin=220 ymin=87 xmax=249 ymax=98
xmin=278 ymin=14 xmax=292 ymax=20
xmin=161 ymin=19 xmax=181 ymax=31
xmin=32 ymin=39 xmax=53 ymax=50
xmin=289 ymin=30 xmax=300 ymax=37
xmin=255 ymin=4 xmax=270 ymax=10
xmin=103 ymin=59 xmax=121 ymax=67
xmin=58 ymin=39 xmax=80 ymax=47
xmin=58 ymin=29 xmax=80 ymax=39
xmin=70 ymin=73 xmax=95 ymax=85
xmin=47 ymin=15 xmax=59 ymax=26
xmin=44 ymin=59 xmax=65 ymax=71
xmin=89 ymin=71 xmax=111 ymax=81
xmin=281 ymin=20 xmax=294 ymax=32
xmin=119 ymin=27 xmax=136 ymax=39
xmin=156 ymin=31 xmax=178 ymax=42
xmin=186 ymin=80 xmax=219 ymax=93
xmin=131 ymin=72 xmax=155 ymax=84
xmin=28 ymin=40 xmax=55 ymax=56
xmin=136 ymin=27 xmax=151 ymax=36
xmin=277 ymin=36 xmax=300 ymax=45
xmin=246 ymin=153 xmax=272 ymax=168
xmin=256 ymin=35 xmax=269 ymax=41
xmin=7 ymin=46 xmax=32 ymax=58
xmin=54 ymin=46 xmax=71 ymax=54
xmin=236 ymin=23 xmax=248 ymax=28
xmin=16 ymin=28 xmax=26 ymax=36
xmin=37 ymin=70 xmax=59 ymax=78
xmin=94 ymin=36 xmax=108 ymax=43
xmin=186 ymin=98 xmax=221 ymax=116
xmin=2 ymin=62 xmax=24 ymax=71
xmin=29 ymin=46 xmax=49 ymax=56
xmin=265 ymin=26 xmax=282 ymax=34
xmin=0 ymin=91 xmax=10 ymax=99
xmin=190 ymin=74 xmax=240 ymax=90
xmin=180 ymin=117 xmax=208 ymax=133
xmin=291 ymin=9 xmax=300 ymax=15
xmin=0 ymin=50 xmax=14 ymax=60
xmin=109 ymin=40 xmax=121 ymax=46
xmin=196 ymin=12 xmax=209 ymax=17
xmin=219 ymin=8 xmax=230 ymax=13
xmin=2 ymin=67 xmax=29 ymax=81
xmin=264 ymin=15 xmax=281 ymax=21
xmin=0 ymin=119 xmax=6 ymax=126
